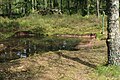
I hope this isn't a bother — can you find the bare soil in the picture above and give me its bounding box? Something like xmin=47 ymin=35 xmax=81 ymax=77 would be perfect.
xmin=0 ymin=40 xmax=108 ymax=80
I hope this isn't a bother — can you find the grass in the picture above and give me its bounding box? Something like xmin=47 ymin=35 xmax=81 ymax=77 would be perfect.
xmin=96 ymin=65 xmax=120 ymax=77
xmin=89 ymin=65 xmax=120 ymax=80
xmin=18 ymin=14 xmax=104 ymax=35
xmin=0 ymin=14 xmax=107 ymax=40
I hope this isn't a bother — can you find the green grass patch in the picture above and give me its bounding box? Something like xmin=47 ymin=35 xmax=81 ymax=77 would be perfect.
xmin=96 ymin=65 xmax=120 ymax=78
xmin=0 ymin=14 xmax=107 ymax=40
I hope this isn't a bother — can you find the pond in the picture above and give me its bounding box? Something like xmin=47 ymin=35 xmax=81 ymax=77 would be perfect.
xmin=0 ymin=35 xmax=84 ymax=63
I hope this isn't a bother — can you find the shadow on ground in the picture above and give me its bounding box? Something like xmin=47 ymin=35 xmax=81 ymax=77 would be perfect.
xmin=56 ymin=52 xmax=97 ymax=69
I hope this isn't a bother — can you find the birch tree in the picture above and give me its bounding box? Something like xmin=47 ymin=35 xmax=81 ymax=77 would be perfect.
xmin=107 ymin=0 xmax=120 ymax=65
xmin=96 ymin=0 xmax=100 ymax=18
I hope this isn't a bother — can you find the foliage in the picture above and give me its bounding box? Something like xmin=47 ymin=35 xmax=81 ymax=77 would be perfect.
xmin=0 ymin=0 xmax=106 ymax=18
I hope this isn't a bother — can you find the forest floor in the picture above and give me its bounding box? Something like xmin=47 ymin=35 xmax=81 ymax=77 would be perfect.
xmin=0 ymin=39 xmax=120 ymax=80
xmin=0 ymin=14 xmax=120 ymax=80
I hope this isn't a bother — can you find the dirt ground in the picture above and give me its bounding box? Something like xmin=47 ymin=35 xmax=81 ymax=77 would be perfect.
xmin=0 ymin=40 xmax=108 ymax=80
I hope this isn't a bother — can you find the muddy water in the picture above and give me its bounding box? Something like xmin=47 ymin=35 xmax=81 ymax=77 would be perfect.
xmin=0 ymin=36 xmax=82 ymax=62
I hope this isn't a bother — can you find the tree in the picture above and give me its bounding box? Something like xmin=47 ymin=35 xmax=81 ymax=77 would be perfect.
xmin=49 ymin=0 xmax=52 ymax=9
xmin=87 ymin=0 xmax=90 ymax=16
xmin=43 ymin=0 xmax=47 ymax=9
xmin=60 ymin=0 xmax=62 ymax=12
xmin=96 ymin=0 xmax=100 ymax=18
xmin=53 ymin=0 xmax=58 ymax=8
xmin=31 ymin=0 xmax=35 ymax=12
xmin=74 ymin=0 xmax=78 ymax=13
xmin=67 ymin=0 xmax=70 ymax=15
xmin=107 ymin=0 xmax=120 ymax=65
xmin=24 ymin=0 xmax=28 ymax=14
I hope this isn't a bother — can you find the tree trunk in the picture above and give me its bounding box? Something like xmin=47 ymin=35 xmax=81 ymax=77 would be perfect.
xmin=81 ymin=0 xmax=87 ymax=16
xmin=49 ymin=0 xmax=52 ymax=9
xmin=31 ymin=0 xmax=35 ymax=12
xmin=43 ymin=0 xmax=45 ymax=9
xmin=53 ymin=0 xmax=58 ymax=8
xmin=87 ymin=0 xmax=90 ymax=16
xmin=67 ymin=0 xmax=70 ymax=15
xmin=60 ymin=0 xmax=62 ymax=12
xmin=96 ymin=0 xmax=100 ymax=18
xmin=42 ymin=0 xmax=47 ymax=9
xmin=74 ymin=0 xmax=78 ymax=13
xmin=8 ymin=0 xmax=11 ymax=18
xmin=34 ymin=0 xmax=36 ymax=10
xmin=107 ymin=0 xmax=120 ymax=65
xmin=24 ymin=0 xmax=28 ymax=14
xmin=44 ymin=0 xmax=47 ymax=9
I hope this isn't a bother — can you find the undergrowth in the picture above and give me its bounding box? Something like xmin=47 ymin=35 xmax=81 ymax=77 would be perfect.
xmin=89 ymin=65 xmax=120 ymax=80
xmin=0 ymin=14 xmax=107 ymax=40
xmin=96 ymin=65 xmax=120 ymax=77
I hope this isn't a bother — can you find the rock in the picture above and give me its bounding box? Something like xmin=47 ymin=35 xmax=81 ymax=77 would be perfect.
xmin=0 ymin=44 xmax=6 ymax=51
xmin=0 ymin=44 xmax=4 ymax=47
xmin=38 ymin=9 xmax=62 ymax=15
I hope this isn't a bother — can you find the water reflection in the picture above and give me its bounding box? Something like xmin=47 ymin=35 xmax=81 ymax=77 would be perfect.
xmin=0 ymin=37 xmax=81 ymax=62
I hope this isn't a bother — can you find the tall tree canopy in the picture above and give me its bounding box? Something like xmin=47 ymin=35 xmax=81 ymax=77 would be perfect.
xmin=0 ymin=0 xmax=106 ymax=18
